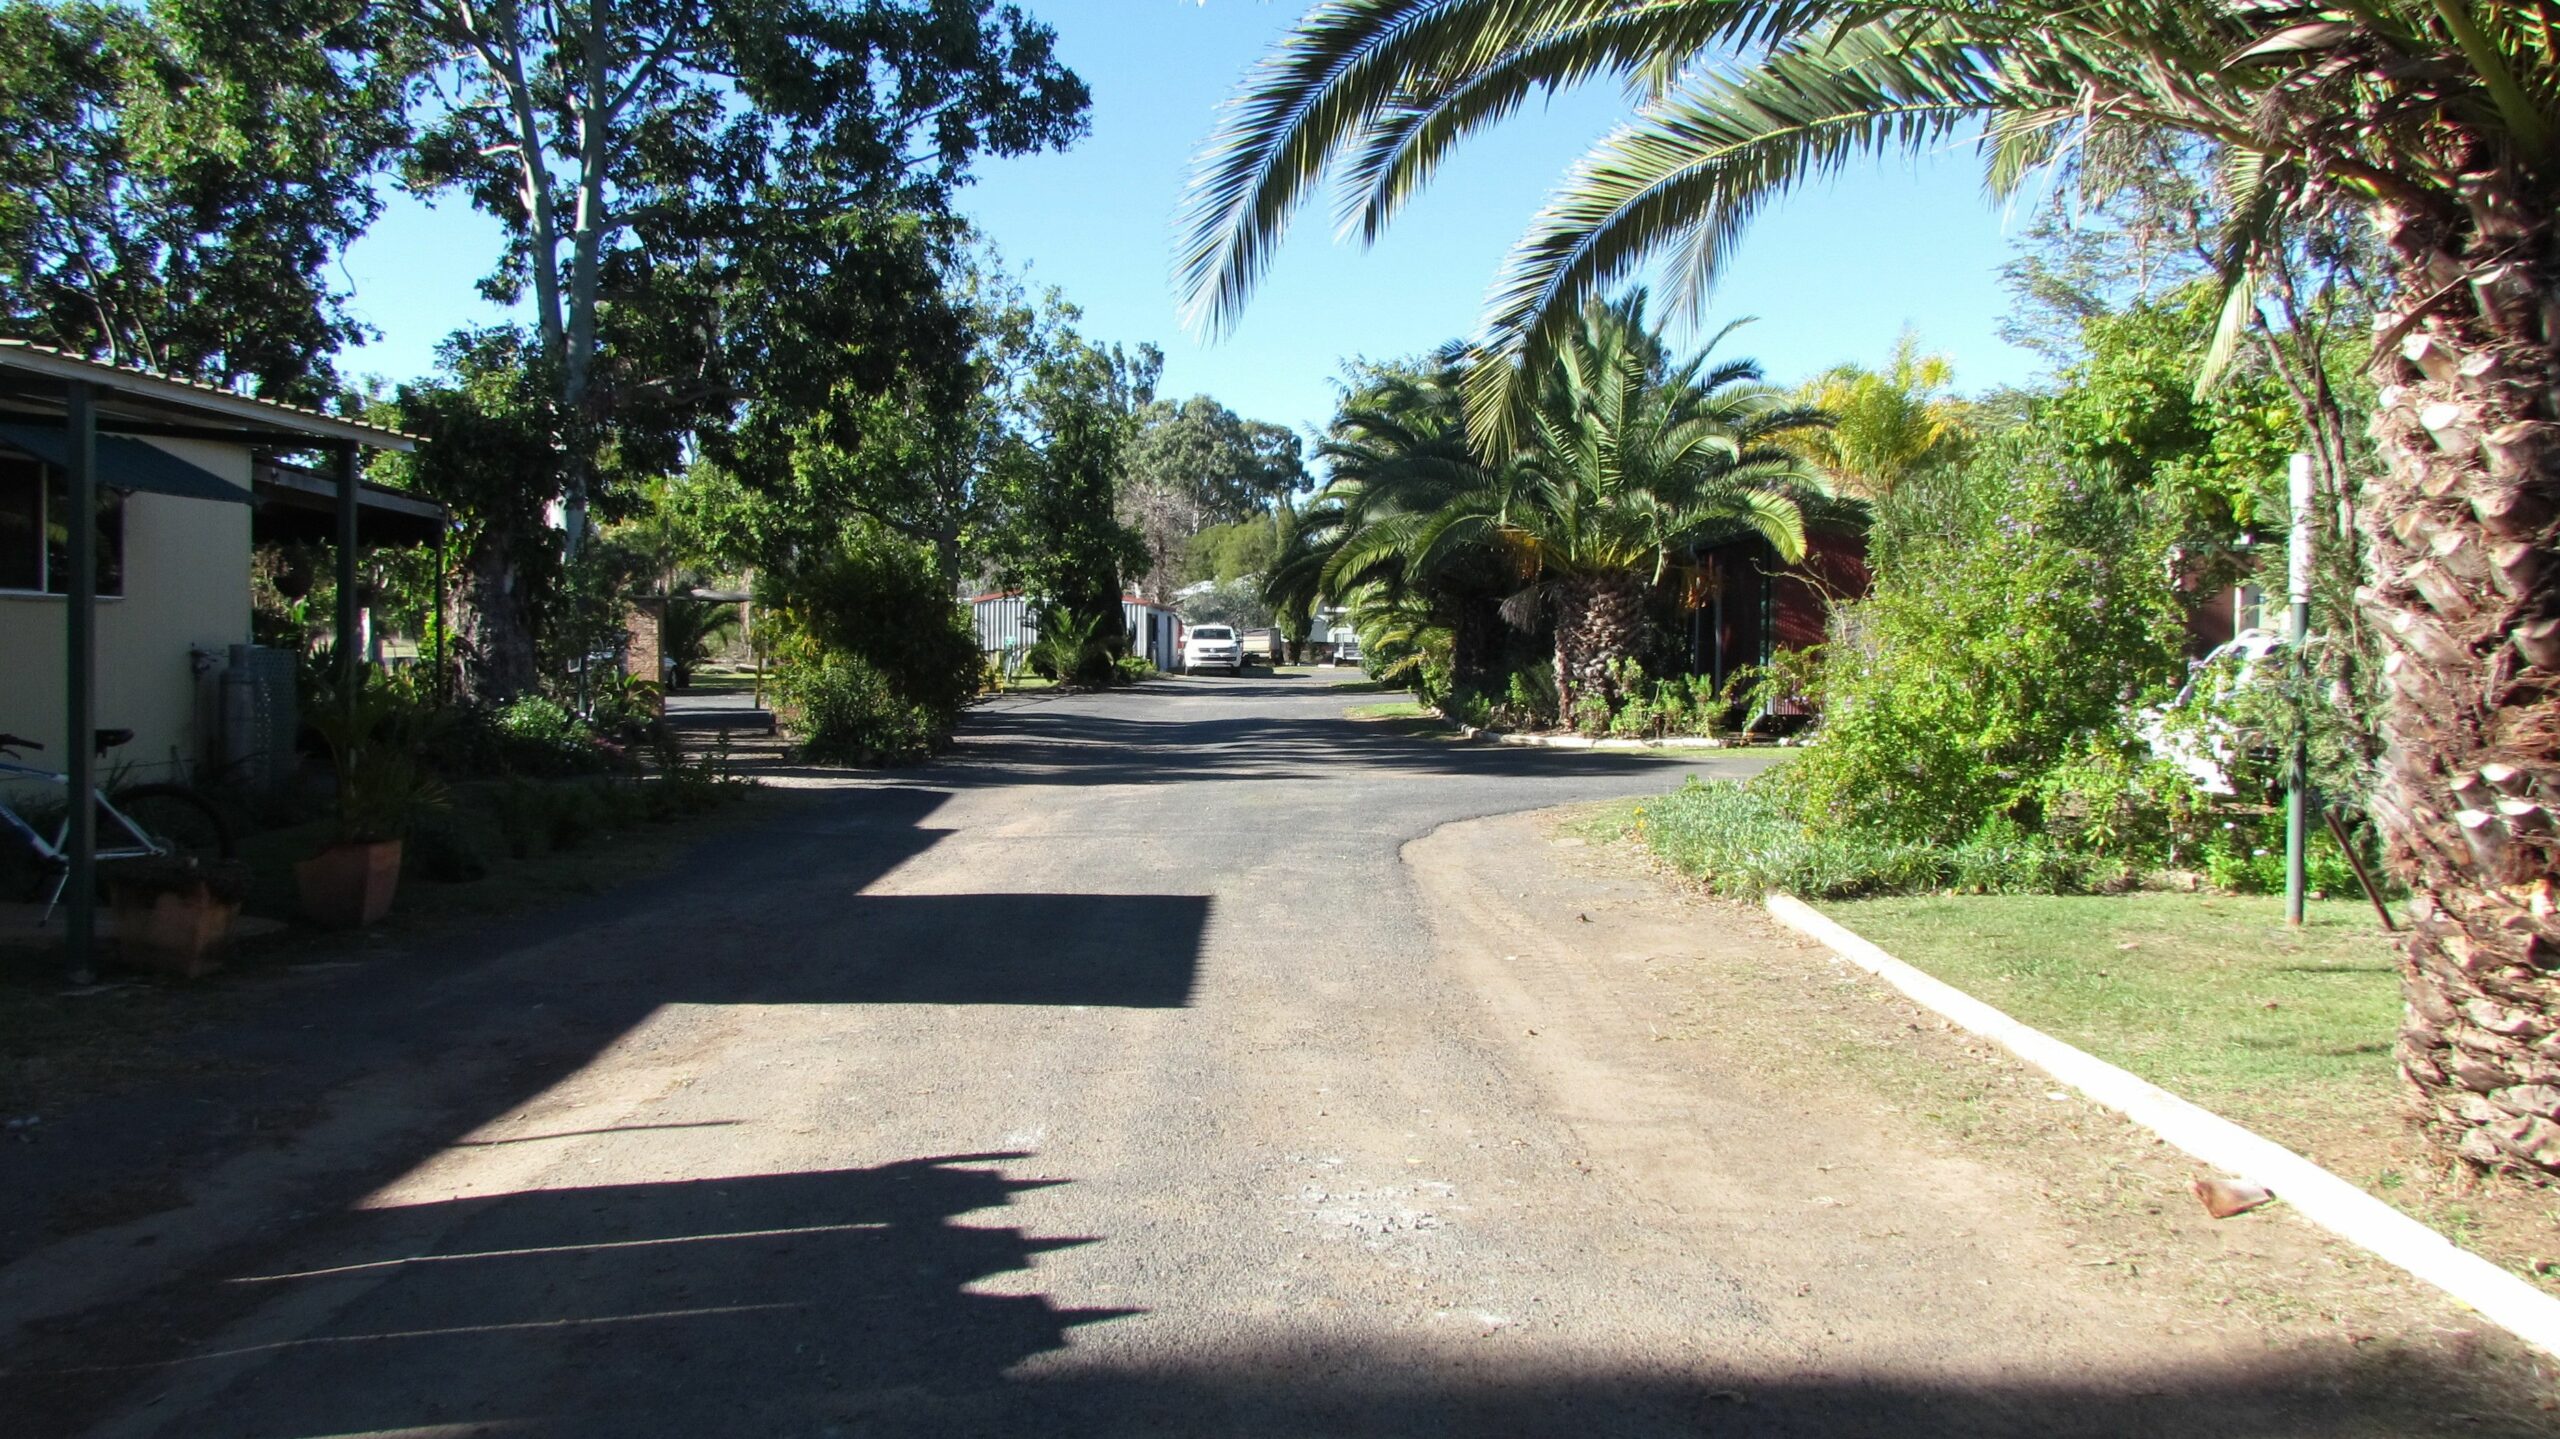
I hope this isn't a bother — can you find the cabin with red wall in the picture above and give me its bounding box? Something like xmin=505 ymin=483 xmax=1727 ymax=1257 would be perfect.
xmin=1689 ymin=525 xmax=1872 ymax=695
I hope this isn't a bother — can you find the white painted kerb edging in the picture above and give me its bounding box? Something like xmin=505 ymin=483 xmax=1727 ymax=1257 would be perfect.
xmin=1448 ymin=722 xmax=1728 ymax=752
xmin=1765 ymin=892 xmax=2560 ymax=1361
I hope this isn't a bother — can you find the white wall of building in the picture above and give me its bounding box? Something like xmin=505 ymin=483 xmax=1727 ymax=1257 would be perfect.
xmin=0 ymin=438 xmax=254 ymax=783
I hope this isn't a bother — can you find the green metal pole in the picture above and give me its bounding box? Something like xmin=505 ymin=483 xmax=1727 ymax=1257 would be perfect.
xmin=2285 ymin=453 xmax=2314 ymax=928
xmin=335 ymin=444 xmax=361 ymax=698
xmin=63 ymin=380 xmax=97 ymax=984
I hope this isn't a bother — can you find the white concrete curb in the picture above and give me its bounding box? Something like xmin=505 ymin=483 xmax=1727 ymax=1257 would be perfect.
xmin=1764 ymin=892 xmax=2560 ymax=1361
xmin=1448 ymin=722 xmax=1730 ymax=752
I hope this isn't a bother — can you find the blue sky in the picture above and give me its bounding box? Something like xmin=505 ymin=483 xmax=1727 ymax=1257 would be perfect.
xmin=341 ymin=0 xmax=2044 ymax=439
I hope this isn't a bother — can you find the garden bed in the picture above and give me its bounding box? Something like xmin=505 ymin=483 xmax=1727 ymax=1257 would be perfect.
xmin=1827 ymin=893 xmax=2560 ymax=1297
xmin=0 ymin=772 xmax=768 ymax=1122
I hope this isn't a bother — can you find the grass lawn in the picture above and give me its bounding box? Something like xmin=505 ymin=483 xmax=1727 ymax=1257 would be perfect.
xmin=1829 ymin=894 xmax=2397 ymax=1138
xmin=1345 ymin=700 xmax=1433 ymax=720
xmin=1830 ymin=892 xmax=2560 ymax=1291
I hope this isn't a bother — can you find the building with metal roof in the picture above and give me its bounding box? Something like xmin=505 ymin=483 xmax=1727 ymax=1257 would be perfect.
xmin=0 ymin=342 xmax=436 ymax=980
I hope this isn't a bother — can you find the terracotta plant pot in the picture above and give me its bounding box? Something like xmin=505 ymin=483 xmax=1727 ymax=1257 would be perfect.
xmin=106 ymin=881 xmax=241 ymax=979
xmin=296 ymin=839 xmax=404 ymax=929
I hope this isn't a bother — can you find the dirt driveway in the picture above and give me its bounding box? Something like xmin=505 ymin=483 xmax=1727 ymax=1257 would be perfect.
xmin=1 ymin=675 xmax=2550 ymax=1435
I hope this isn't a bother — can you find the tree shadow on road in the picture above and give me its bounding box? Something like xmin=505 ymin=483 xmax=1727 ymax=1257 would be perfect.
xmin=7 ymin=1153 xmax=1133 ymax=1436
xmin=926 ymin=705 xmax=1769 ymax=790
xmin=15 ymin=1144 xmax=2545 ymax=1437
xmin=17 ymin=1141 xmax=2548 ymax=1439
xmin=0 ymin=784 xmax=1206 ymax=1274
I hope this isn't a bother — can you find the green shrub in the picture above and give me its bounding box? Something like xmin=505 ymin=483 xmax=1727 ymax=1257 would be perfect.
xmin=497 ymin=696 xmax=585 ymax=751
xmin=1598 ymin=670 xmax=1719 ymax=740
xmin=1777 ymin=445 xmax=2187 ymax=845
xmin=2198 ymin=820 xmax=2361 ymax=896
xmin=585 ymin=671 xmax=666 ymax=745
xmin=772 ymin=653 xmax=943 ymax=765
xmin=1113 ymin=654 xmax=1156 ymax=685
xmin=1499 ymin=663 xmax=1559 ymax=729
xmin=598 ymin=781 xmax=651 ymax=831
xmin=1636 ymin=776 xmax=2101 ymax=900
xmin=1028 ymin=608 xmax=1116 ymax=685
xmin=1943 ymin=816 xmax=2093 ymax=894
xmin=544 ymin=783 xmax=605 ymax=851
xmin=762 ymin=526 xmax=983 ymax=744
xmin=1570 ymin=692 xmax=1611 ymax=737
xmin=427 ymin=696 xmax=615 ymax=778
xmin=490 ymin=778 xmax=550 ymax=859
xmin=1443 ymin=686 xmax=1495 ymax=729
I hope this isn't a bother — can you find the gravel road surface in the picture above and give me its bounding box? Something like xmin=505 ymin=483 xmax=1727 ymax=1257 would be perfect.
xmin=5 ymin=672 xmax=2548 ymax=1436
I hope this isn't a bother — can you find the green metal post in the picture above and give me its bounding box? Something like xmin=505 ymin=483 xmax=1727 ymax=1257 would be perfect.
xmin=63 ymin=380 xmax=97 ymax=984
xmin=2285 ymin=453 xmax=2314 ymax=928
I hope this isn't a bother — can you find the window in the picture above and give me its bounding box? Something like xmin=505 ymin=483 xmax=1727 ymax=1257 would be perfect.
xmin=0 ymin=452 xmax=123 ymax=597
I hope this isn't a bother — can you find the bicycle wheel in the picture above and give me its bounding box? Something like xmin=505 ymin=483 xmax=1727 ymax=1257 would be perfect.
xmin=108 ymin=784 xmax=236 ymax=865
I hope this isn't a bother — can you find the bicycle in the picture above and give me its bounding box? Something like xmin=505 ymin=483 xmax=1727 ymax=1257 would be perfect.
xmin=0 ymin=729 xmax=236 ymax=922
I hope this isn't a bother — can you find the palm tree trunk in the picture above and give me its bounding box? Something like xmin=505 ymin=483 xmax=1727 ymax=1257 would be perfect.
xmin=1452 ymin=595 xmax=1499 ymax=689
xmin=1554 ymin=574 xmax=1647 ymax=727
xmin=1553 ymin=583 xmax=1581 ymax=723
xmin=2364 ymin=180 xmax=2560 ymax=1178
xmin=1585 ymin=575 xmax=1645 ymax=704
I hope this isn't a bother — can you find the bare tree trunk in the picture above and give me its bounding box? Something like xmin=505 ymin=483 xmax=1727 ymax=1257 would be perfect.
xmin=2364 ymin=173 xmax=2560 ymax=1178
xmin=558 ymin=1 xmax=615 ymax=555
xmin=454 ymin=521 xmax=542 ymax=703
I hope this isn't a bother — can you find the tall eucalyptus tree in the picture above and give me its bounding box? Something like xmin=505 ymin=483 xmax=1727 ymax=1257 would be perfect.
xmin=403 ymin=0 xmax=1086 ymax=533
xmin=395 ymin=0 xmax=1087 ymax=690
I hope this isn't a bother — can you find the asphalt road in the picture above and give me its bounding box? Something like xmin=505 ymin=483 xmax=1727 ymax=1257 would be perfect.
xmin=9 ymin=673 xmax=2543 ymax=1436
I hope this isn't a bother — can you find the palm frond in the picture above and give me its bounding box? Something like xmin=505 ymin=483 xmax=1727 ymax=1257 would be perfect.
xmin=1463 ymin=21 xmax=1998 ymax=449
xmin=1176 ymin=0 xmax=1848 ymax=336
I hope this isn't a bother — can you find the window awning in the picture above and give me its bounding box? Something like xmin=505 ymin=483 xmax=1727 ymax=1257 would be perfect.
xmin=0 ymin=422 xmax=251 ymax=505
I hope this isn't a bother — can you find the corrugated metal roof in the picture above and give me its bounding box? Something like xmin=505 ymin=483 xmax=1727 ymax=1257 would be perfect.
xmin=0 ymin=340 xmax=421 ymax=450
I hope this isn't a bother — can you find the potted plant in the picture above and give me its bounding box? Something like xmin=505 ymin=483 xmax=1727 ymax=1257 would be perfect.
xmin=106 ymin=856 xmax=251 ymax=977
xmin=297 ymin=679 xmax=447 ymax=928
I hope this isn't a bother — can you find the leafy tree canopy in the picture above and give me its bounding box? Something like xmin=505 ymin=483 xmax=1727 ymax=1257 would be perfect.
xmin=0 ymin=0 xmax=411 ymax=400
xmin=1186 ymin=517 xmax=1280 ymax=588
xmin=1119 ymin=393 xmax=1309 ymax=600
xmin=2037 ymin=286 xmax=2309 ymax=535
xmin=983 ymin=310 xmax=1156 ymax=639
xmin=399 ymin=0 xmax=1091 ymax=535
xmin=1789 ymin=331 xmax=1973 ymax=499
xmin=1125 ymin=396 xmax=1310 ymax=522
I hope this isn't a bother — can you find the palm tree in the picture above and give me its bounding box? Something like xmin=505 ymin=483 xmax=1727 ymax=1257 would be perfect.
xmin=1178 ymin=2 xmax=2559 ymax=1175
xmin=1304 ymin=348 xmax=1524 ymax=685
xmin=1792 ymin=331 xmax=1974 ymax=497
xmin=1386 ymin=295 xmax=1822 ymax=717
xmin=658 ymin=595 xmax=742 ymax=689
